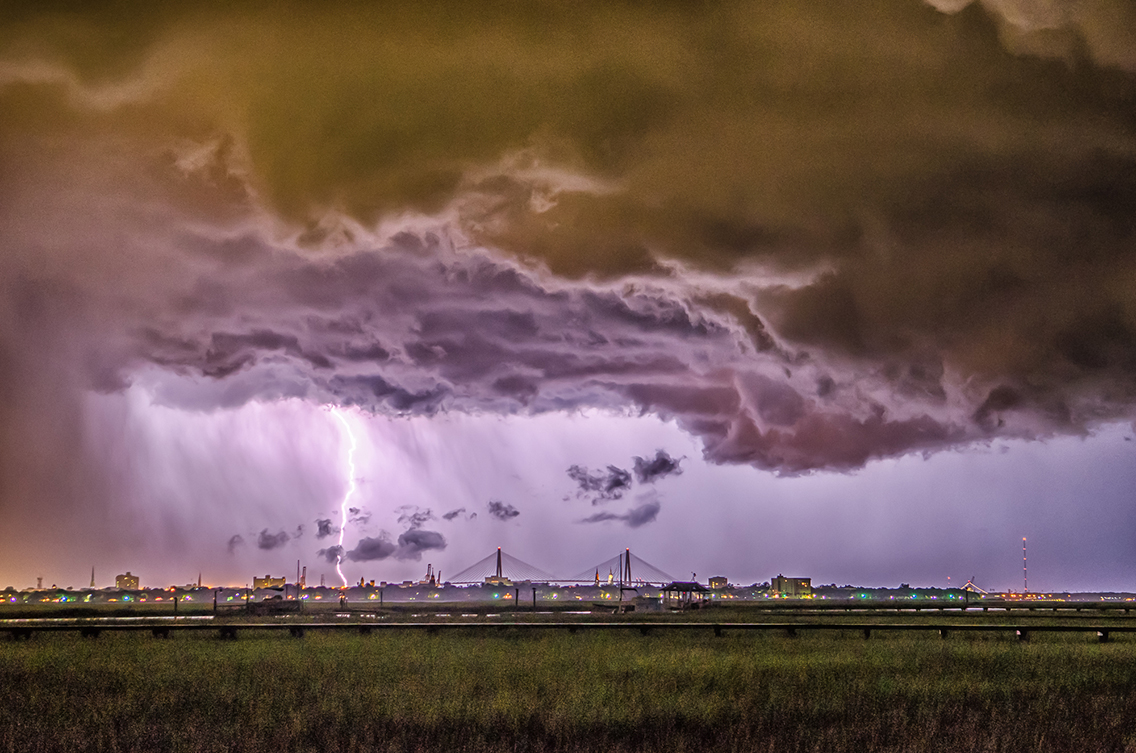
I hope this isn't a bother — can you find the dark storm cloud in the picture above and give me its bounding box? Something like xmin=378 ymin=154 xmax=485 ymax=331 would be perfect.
xmin=394 ymin=529 xmax=447 ymax=561
xmin=344 ymin=529 xmax=447 ymax=561
xmin=442 ymin=508 xmax=465 ymax=521
xmin=633 ymin=450 xmax=683 ymax=484
xmin=625 ymin=499 xmax=662 ymax=528
xmin=579 ymin=496 xmax=662 ymax=528
xmin=317 ymin=545 xmax=344 ymax=564
xmin=345 ymin=536 xmax=396 ymax=562
xmin=0 ymin=0 xmax=1134 ymax=565
xmin=315 ymin=518 xmax=336 ymax=539
xmin=486 ymin=500 xmax=520 ymax=521
xmin=43 ymin=221 xmax=1136 ymax=473
xmin=227 ymin=534 xmax=245 ymax=554
xmin=579 ymin=511 xmax=621 ymax=525
xmin=347 ymin=507 xmax=370 ymax=525
xmin=397 ymin=506 xmax=433 ymax=529
xmin=567 ymin=465 xmax=633 ymax=503
xmin=256 ymin=529 xmax=289 ymax=551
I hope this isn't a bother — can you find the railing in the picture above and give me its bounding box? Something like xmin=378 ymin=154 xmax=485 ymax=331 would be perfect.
xmin=5 ymin=620 xmax=1136 ymax=643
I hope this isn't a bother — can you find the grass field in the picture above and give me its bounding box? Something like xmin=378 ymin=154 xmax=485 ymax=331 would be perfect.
xmin=3 ymin=629 xmax=1135 ymax=752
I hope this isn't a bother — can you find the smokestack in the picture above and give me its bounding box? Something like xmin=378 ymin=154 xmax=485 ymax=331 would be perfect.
xmin=1023 ymin=537 xmax=1028 ymax=594
xmin=198 ymin=572 xmax=202 ymax=588
xmin=297 ymin=559 xmax=301 ymax=584
xmin=90 ymin=567 xmax=95 ymax=589
xmin=496 ymin=547 xmax=502 ymax=579
xmin=301 ymin=566 xmax=306 ymax=589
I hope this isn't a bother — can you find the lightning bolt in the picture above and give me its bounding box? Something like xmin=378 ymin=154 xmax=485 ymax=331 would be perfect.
xmin=331 ymin=407 xmax=358 ymax=588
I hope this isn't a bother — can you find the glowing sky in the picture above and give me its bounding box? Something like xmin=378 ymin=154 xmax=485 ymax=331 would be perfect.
xmin=1 ymin=0 xmax=1134 ymax=591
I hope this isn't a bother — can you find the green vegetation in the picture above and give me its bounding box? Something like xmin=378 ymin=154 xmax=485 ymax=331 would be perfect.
xmin=3 ymin=629 xmax=1135 ymax=752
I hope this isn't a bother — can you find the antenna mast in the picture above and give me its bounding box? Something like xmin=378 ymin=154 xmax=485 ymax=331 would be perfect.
xmin=1022 ymin=537 xmax=1027 ymax=594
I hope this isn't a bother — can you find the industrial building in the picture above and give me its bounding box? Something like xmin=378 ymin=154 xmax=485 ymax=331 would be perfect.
xmin=771 ymin=575 xmax=811 ymax=597
xmin=708 ymin=576 xmax=728 ymax=589
xmin=115 ymin=572 xmax=139 ymax=590
xmin=253 ymin=575 xmax=285 ymax=589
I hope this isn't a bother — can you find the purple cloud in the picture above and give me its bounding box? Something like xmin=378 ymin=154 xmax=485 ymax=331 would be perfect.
xmin=568 ymin=464 xmax=633 ymax=503
xmin=579 ymin=495 xmax=661 ymax=528
xmin=633 ymin=450 xmax=683 ymax=484
xmin=394 ymin=529 xmax=447 ymax=561
xmin=256 ymin=529 xmax=290 ymax=550
xmin=315 ymin=518 xmax=337 ymax=539
xmin=487 ymin=500 xmax=520 ymax=521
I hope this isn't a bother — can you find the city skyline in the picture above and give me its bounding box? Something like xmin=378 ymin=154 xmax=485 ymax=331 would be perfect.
xmin=2 ymin=1 xmax=1135 ymax=594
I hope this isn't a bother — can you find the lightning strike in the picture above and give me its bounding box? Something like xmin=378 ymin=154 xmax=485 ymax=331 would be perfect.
xmin=331 ymin=408 xmax=358 ymax=587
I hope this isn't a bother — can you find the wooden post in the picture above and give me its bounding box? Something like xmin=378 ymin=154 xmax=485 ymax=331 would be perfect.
xmin=213 ymin=589 xmax=217 ymax=614
xmin=532 ymin=587 xmax=537 ymax=612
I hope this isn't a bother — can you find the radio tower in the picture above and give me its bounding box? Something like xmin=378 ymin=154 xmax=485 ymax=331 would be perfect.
xmin=1022 ymin=537 xmax=1027 ymax=594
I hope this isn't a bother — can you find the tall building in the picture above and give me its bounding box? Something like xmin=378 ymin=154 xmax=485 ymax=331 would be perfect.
xmin=771 ymin=575 xmax=811 ymax=597
xmin=115 ymin=572 xmax=140 ymax=590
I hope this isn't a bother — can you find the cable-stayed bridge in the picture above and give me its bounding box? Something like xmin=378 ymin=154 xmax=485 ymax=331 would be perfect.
xmin=447 ymin=547 xmax=673 ymax=585
xmin=448 ymin=548 xmax=556 ymax=584
xmin=570 ymin=550 xmax=673 ymax=586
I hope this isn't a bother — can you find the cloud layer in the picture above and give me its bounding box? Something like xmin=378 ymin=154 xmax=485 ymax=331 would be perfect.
xmin=0 ymin=0 xmax=1134 ymax=581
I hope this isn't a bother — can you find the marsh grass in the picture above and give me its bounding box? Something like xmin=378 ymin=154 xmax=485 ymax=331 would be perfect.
xmin=2 ymin=630 xmax=1135 ymax=752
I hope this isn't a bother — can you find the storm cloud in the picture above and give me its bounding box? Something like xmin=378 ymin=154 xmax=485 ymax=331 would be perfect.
xmin=394 ymin=529 xmax=447 ymax=561
xmin=344 ymin=529 xmax=447 ymax=562
xmin=397 ymin=506 xmax=434 ymax=530
xmin=568 ymin=465 xmax=634 ymax=503
xmin=633 ymin=451 xmax=683 ymax=484
xmin=1 ymin=0 xmax=1135 ymax=587
xmin=256 ymin=529 xmax=290 ymax=551
xmin=347 ymin=508 xmax=371 ymax=526
xmin=487 ymin=501 xmax=520 ymax=521
xmin=345 ymin=537 xmax=396 ymax=562
xmin=317 ymin=545 xmax=344 ymax=564
xmin=579 ymin=495 xmax=662 ymax=529
xmin=315 ymin=518 xmax=337 ymax=539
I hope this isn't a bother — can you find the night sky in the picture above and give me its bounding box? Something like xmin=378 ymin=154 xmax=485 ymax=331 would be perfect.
xmin=1 ymin=0 xmax=1135 ymax=591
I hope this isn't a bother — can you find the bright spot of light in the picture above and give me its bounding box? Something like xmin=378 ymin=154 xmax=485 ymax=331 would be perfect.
xmin=331 ymin=408 xmax=358 ymax=588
